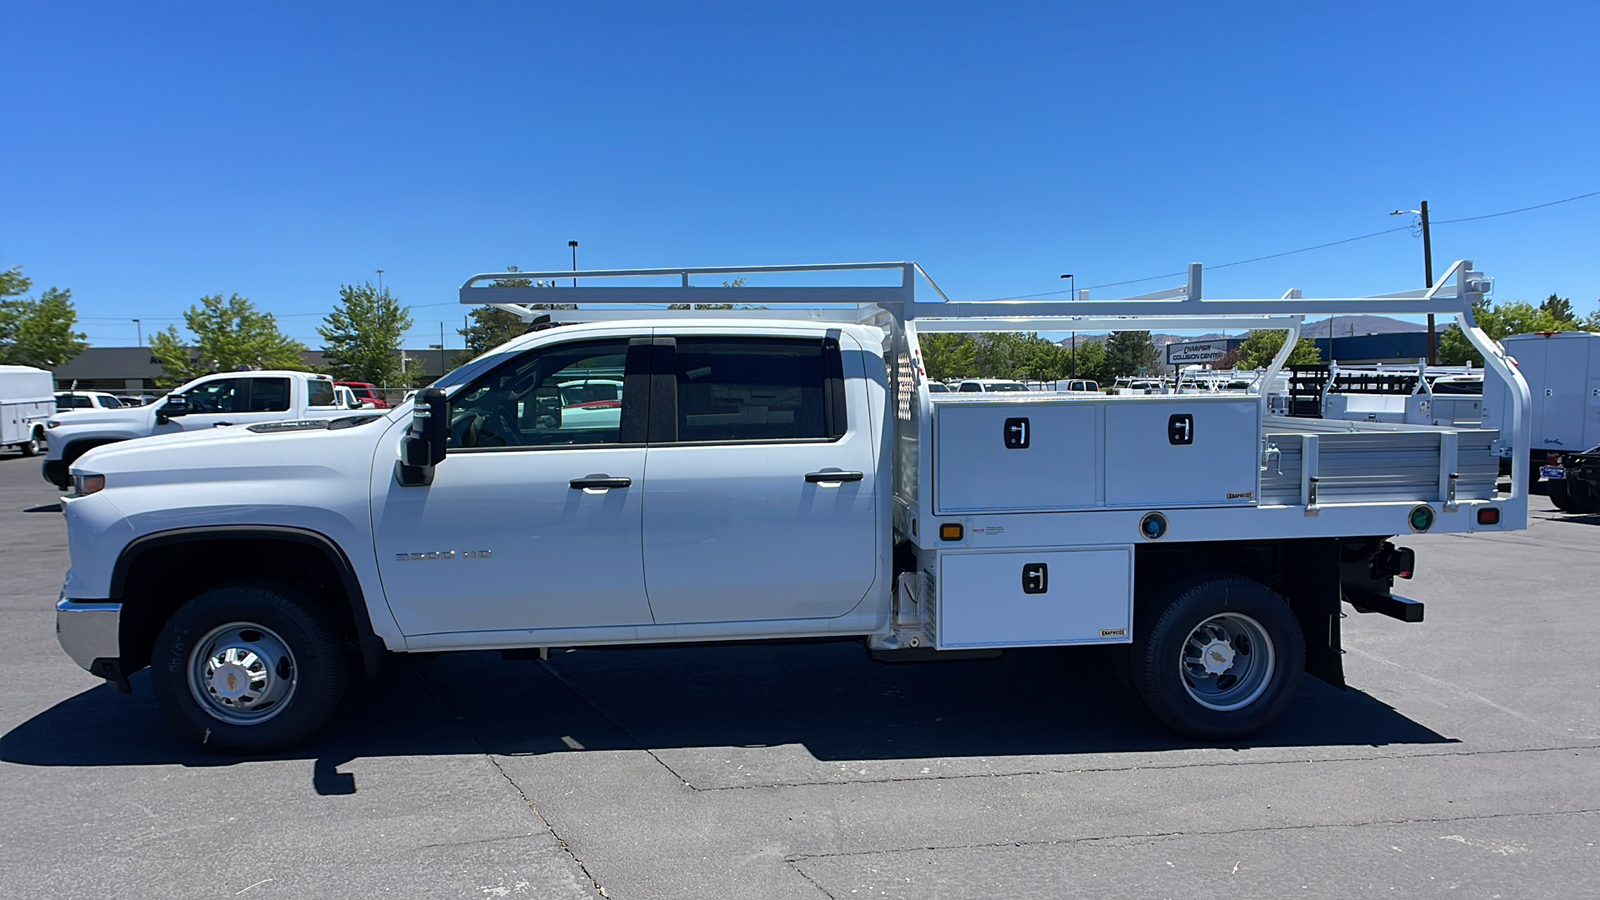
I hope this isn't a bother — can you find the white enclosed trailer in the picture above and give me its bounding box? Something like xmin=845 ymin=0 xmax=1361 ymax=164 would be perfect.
xmin=0 ymin=365 xmax=54 ymax=456
xmin=55 ymin=259 xmax=1532 ymax=752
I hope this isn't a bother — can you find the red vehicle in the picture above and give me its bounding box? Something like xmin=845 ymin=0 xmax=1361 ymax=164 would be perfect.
xmin=335 ymin=382 xmax=390 ymax=409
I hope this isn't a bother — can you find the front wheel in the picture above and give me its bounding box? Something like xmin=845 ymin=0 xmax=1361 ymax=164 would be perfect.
xmin=151 ymin=583 xmax=349 ymax=754
xmin=1132 ymin=575 xmax=1305 ymax=741
xmin=19 ymin=430 xmax=41 ymax=457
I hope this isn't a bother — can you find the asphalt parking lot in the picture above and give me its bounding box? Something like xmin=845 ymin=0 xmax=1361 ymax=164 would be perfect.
xmin=2 ymin=450 xmax=1597 ymax=899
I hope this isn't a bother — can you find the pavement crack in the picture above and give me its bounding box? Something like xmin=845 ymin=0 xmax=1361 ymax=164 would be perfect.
xmin=404 ymin=657 xmax=611 ymax=899
xmin=698 ymin=742 xmax=1600 ymax=791
xmin=484 ymin=754 xmax=611 ymax=899
xmin=786 ymin=858 xmax=842 ymax=899
xmin=785 ymin=807 xmax=1600 ymax=863
xmin=537 ymin=657 xmax=697 ymax=791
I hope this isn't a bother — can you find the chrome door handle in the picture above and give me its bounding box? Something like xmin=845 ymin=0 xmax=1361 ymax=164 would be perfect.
xmin=569 ymin=476 xmax=632 ymax=490
xmin=805 ymin=470 xmax=863 ymax=483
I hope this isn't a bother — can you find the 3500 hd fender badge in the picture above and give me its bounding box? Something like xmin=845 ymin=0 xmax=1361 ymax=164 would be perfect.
xmin=396 ymin=550 xmax=493 ymax=562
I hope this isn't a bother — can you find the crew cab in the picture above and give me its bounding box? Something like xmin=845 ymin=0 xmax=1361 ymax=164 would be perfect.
xmin=42 ymin=370 xmax=347 ymax=488
xmin=53 ymin=261 xmax=1532 ymax=754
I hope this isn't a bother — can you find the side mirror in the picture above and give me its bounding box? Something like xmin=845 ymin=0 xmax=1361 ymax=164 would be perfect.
xmin=156 ymin=394 xmax=189 ymax=425
xmin=398 ymin=388 xmax=448 ymax=485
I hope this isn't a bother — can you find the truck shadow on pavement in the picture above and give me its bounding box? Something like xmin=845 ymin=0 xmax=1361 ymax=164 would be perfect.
xmin=2 ymin=640 xmax=1454 ymax=793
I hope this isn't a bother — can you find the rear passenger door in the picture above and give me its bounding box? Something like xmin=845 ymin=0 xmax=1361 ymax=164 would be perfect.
xmin=641 ymin=332 xmax=878 ymax=624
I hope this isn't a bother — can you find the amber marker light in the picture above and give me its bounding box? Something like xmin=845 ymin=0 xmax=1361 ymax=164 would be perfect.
xmin=940 ymin=523 xmax=963 ymax=541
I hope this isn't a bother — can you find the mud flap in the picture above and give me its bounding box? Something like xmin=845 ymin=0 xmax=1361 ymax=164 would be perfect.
xmin=1283 ymin=539 xmax=1345 ymax=689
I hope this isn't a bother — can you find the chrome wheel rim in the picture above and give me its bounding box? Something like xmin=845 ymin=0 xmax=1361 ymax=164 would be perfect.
xmin=1179 ymin=613 xmax=1275 ymax=712
xmin=186 ymin=621 xmax=298 ymax=725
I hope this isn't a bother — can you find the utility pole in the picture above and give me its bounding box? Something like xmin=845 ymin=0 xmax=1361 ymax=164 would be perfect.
xmin=1421 ymin=200 xmax=1435 ymax=365
xmin=1060 ymin=273 xmax=1076 ymax=378
xmin=439 ymin=322 xmax=446 ymax=375
xmin=569 ymin=240 xmax=579 ymax=288
xmin=1391 ymin=201 xmax=1436 ymax=364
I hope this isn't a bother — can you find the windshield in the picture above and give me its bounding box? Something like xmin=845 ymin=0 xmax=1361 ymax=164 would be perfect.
xmin=988 ymin=383 xmax=1028 ymax=392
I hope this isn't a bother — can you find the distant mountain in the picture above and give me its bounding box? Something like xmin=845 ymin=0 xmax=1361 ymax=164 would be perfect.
xmin=1302 ymin=315 xmax=1424 ymax=336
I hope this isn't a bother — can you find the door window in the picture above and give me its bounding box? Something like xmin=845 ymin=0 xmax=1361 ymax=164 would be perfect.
xmin=248 ymin=378 xmax=292 ymax=412
xmin=306 ymin=380 xmax=336 ymax=407
xmin=447 ymin=340 xmax=632 ymax=449
xmin=671 ymin=338 xmax=834 ymax=443
xmin=183 ymin=379 xmax=244 ymax=413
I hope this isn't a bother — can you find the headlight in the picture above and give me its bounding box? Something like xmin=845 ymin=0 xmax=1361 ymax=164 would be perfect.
xmin=71 ymin=473 xmax=106 ymax=496
xmin=47 ymin=420 xmax=62 ymax=429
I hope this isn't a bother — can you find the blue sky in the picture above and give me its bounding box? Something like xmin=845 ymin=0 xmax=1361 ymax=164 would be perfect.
xmin=5 ymin=1 xmax=1598 ymax=350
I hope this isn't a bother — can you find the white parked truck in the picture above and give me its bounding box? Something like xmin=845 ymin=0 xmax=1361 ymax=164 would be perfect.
xmin=42 ymin=370 xmax=350 ymax=488
xmin=53 ymin=261 xmax=1532 ymax=753
xmin=1 ymin=365 xmax=54 ymax=457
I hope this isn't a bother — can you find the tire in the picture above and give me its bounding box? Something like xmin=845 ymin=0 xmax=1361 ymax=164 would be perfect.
xmin=151 ymin=582 xmax=349 ymax=754
xmin=19 ymin=430 xmax=41 ymax=457
xmin=1131 ymin=575 xmax=1305 ymax=741
xmin=1549 ymin=480 xmax=1575 ymax=512
xmin=1570 ymin=479 xmax=1600 ymax=515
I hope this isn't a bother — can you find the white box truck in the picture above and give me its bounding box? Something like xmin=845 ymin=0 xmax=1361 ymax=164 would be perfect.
xmin=1485 ymin=331 xmax=1600 ymax=480
xmin=0 ymin=365 xmax=54 ymax=457
xmin=52 ymin=260 xmax=1531 ymax=754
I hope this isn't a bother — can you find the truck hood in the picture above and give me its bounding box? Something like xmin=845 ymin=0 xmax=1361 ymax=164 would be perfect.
xmin=49 ymin=406 xmax=156 ymax=429
xmin=70 ymin=414 xmax=397 ymax=485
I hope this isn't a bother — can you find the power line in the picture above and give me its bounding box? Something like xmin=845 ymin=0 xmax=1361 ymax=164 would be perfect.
xmin=1432 ymin=188 xmax=1600 ymax=225
xmin=981 ymin=187 xmax=1600 ymax=302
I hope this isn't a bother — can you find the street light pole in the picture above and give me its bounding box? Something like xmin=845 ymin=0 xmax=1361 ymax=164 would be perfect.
xmin=569 ymin=241 xmax=579 ymax=288
xmin=376 ymin=269 xmax=385 ymax=293
xmin=1392 ymin=202 xmax=1436 ymax=364
xmin=1060 ymin=273 xmax=1076 ymax=378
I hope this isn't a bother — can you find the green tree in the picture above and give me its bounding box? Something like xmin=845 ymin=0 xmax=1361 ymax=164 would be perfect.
xmin=1066 ymin=339 xmax=1110 ymax=386
xmin=149 ymin=293 xmax=309 ymax=385
xmin=0 ymin=265 xmax=30 ymax=301
xmin=1236 ymin=330 xmax=1323 ymax=368
xmin=918 ymin=332 xmax=978 ymax=381
xmin=1539 ymin=293 xmax=1575 ymax=325
xmin=318 ymin=282 xmax=413 ymax=386
xmin=1439 ymin=298 xmax=1569 ymax=366
xmin=455 ymin=307 xmax=528 ymax=365
xmin=1104 ymin=331 xmax=1160 ymax=377
xmin=0 ymin=265 xmax=87 ymax=368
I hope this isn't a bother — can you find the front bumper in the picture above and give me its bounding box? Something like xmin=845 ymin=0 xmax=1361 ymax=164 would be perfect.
xmin=56 ymin=598 xmax=121 ymax=673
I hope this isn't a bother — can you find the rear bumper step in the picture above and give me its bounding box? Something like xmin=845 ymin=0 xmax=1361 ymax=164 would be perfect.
xmin=1343 ymin=585 xmax=1425 ymax=623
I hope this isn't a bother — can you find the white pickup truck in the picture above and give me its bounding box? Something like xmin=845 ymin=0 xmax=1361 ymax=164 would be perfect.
xmin=53 ymin=261 xmax=1532 ymax=753
xmin=41 ymin=369 xmax=351 ymax=488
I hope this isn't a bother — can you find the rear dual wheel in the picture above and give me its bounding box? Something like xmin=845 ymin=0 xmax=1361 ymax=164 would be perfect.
xmin=1549 ymin=480 xmax=1576 ymax=512
xmin=1131 ymin=576 xmax=1305 ymax=741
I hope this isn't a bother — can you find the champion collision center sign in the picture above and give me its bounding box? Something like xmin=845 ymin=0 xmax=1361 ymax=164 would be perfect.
xmin=1166 ymin=340 xmax=1231 ymax=364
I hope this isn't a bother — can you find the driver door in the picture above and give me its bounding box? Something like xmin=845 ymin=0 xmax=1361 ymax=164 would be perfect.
xmin=372 ymin=336 xmax=657 ymax=637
